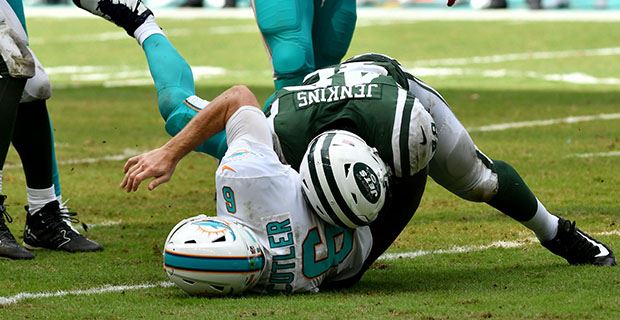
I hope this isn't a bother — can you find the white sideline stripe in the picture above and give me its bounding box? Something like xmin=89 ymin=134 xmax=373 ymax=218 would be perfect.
xmin=0 ymin=230 xmax=616 ymax=305
xmin=569 ymin=151 xmax=620 ymax=158
xmin=0 ymin=282 xmax=175 ymax=306
xmin=3 ymin=149 xmax=144 ymax=170
xmin=411 ymin=47 xmax=620 ymax=67
xmin=468 ymin=113 xmax=620 ymax=133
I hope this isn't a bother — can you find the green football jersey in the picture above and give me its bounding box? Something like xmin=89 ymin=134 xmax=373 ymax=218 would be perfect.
xmin=265 ymin=54 xmax=435 ymax=178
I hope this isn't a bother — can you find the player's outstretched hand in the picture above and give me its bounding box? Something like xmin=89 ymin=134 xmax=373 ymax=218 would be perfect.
xmin=121 ymin=148 xmax=179 ymax=192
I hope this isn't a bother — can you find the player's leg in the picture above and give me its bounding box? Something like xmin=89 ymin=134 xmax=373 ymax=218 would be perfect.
xmin=0 ymin=76 xmax=33 ymax=260
xmin=252 ymin=0 xmax=316 ymax=89
xmin=312 ymin=0 xmax=356 ymax=69
xmin=13 ymin=99 xmax=103 ymax=252
xmin=407 ymin=75 xmax=614 ymax=266
xmin=73 ymin=0 xmax=229 ymax=159
xmin=0 ymin=3 xmax=35 ymax=259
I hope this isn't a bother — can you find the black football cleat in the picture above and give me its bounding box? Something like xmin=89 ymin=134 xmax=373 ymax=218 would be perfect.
xmin=23 ymin=201 xmax=103 ymax=253
xmin=542 ymin=217 xmax=615 ymax=266
xmin=72 ymin=0 xmax=153 ymax=36
xmin=0 ymin=195 xmax=34 ymax=260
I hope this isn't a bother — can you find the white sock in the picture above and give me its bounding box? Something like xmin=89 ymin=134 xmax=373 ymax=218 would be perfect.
xmin=134 ymin=15 xmax=164 ymax=47
xmin=27 ymin=186 xmax=57 ymax=215
xmin=0 ymin=170 xmax=3 ymax=194
xmin=522 ymin=199 xmax=560 ymax=241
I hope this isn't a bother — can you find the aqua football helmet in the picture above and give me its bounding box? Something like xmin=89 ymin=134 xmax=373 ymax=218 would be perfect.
xmin=163 ymin=215 xmax=265 ymax=295
xmin=299 ymin=130 xmax=390 ymax=229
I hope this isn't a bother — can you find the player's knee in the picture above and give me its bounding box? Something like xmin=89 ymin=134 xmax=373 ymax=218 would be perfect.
xmin=271 ymin=42 xmax=313 ymax=83
xmin=157 ymin=86 xmax=193 ymax=120
xmin=456 ymin=180 xmax=497 ymax=202
xmin=430 ymin=137 xmax=498 ymax=202
xmin=164 ymin=107 xmax=194 ymax=137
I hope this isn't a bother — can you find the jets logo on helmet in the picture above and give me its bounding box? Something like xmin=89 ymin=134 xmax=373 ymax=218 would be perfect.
xmin=163 ymin=215 xmax=265 ymax=295
xmin=300 ymin=130 xmax=390 ymax=229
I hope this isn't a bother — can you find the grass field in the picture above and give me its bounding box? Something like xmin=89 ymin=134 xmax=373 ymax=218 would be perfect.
xmin=1 ymin=10 xmax=619 ymax=319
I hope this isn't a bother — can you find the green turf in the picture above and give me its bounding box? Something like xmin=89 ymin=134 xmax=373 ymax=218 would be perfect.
xmin=0 ymin=16 xmax=618 ymax=319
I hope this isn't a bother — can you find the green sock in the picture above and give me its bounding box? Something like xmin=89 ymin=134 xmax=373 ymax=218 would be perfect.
xmin=487 ymin=160 xmax=538 ymax=222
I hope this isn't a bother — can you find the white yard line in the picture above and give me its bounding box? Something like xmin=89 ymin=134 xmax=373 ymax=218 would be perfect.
xmin=0 ymin=282 xmax=175 ymax=306
xmin=378 ymin=238 xmax=537 ymax=260
xmin=410 ymin=47 xmax=620 ymax=67
xmin=0 ymin=230 xmax=616 ymax=306
xmin=568 ymin=151 xmax=620 ymax=158
xmin=407 ymin=67 xmax=620 ymax=85
xmin=467 ymin=113 xmax=620 ymax=132
xmin=29 ymin=26 xmax=259 ymax=44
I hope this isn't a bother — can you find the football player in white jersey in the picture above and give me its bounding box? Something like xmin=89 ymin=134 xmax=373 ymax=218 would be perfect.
xmin=121 ymin=84 xmax=429 ymax=293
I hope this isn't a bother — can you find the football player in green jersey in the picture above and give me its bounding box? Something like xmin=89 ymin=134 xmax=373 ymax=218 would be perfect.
xmin=0 ymin=0 xmax=102 ymax=260
xmin=75 ymin=0 xmax=615 ymax=267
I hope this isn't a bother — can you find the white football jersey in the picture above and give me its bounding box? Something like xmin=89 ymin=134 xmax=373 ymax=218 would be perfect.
xmin=215 ymin=112 xmax=372 ymax=293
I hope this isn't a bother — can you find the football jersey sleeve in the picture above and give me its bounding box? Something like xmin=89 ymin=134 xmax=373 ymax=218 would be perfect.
xmin=225 ymin=106 xmax=273 ymax=149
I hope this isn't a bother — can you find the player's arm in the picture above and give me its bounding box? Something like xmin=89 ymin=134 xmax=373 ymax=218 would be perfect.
xmin=121 ymin=85 xmax=260 ymax=192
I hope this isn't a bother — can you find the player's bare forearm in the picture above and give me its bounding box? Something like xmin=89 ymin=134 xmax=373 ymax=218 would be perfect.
xmin=162 ymin=85 xmax=260 ymax=160
xmin=121 ymin=85 xmax=260 ymax=192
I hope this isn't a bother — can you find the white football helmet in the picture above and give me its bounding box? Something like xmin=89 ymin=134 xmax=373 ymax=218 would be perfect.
xmin=299 ymin=130 xmax=390 ymax=229
xmin=163 ymin=215 xmax=265 ymax=295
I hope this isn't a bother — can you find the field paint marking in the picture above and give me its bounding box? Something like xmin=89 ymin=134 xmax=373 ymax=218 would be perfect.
xmin=28 ymin=20 xmax=411 ymax=45
xmin=0 ymin=230 xmax=616 ymax=306
xmin=379 ymin=229 xmax=620 ymax=261
xmin=87 ymin=220 xmax=123 ymax=229
xmin=408 ymin=67 xmax=620 ymax=85
xmin=46 ymin=65 xmax=227 ymax=88
xmin=569 ymin=151 xmax=620 ymax=158
xmin=29 ymin=26 xmax=258 ymax=45
xmin=0 ymin=282 xmax=175 ymax=306
xmin=411 ymin=47 xmax=620 ymax=67
xmin=467 ymin=113 xmax=620 ymax=133
xmin=3 ymin=149 xmax=144 ymax=170
xmin=378 ymin=238 xmax=536 ymax=261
